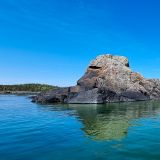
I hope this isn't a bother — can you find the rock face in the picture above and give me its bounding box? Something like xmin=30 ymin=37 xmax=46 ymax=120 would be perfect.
xmin=32 ymin=54 xmax=160 ymax=104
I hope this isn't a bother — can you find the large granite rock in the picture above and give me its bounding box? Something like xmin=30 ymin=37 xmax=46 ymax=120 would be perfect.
xmin=32 ymin=54 xmax=160 ymax=104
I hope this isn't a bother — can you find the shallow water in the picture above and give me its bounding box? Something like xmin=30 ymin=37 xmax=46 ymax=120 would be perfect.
xmin=1 ymin=95 xmax=160 ymax=160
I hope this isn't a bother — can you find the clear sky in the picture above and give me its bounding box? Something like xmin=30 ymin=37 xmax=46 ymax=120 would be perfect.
xmin=1 ymin=0 xmax=160 ymax=86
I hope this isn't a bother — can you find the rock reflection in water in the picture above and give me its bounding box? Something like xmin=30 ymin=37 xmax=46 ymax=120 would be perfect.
xmin=67 ymin=101 xmax=160 ymax=141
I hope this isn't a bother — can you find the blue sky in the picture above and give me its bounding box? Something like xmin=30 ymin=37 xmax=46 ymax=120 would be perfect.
xmin=0 ymin=0 xmax=160 ymax=86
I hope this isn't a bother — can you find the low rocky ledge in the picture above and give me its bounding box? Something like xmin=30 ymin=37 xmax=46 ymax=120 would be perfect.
xmin=32 ymin=54 xmax=160 ymax=104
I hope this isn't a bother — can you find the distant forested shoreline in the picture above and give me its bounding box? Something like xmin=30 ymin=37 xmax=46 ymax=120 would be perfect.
xmin=0 ymin=84 xmax=58 ymax=92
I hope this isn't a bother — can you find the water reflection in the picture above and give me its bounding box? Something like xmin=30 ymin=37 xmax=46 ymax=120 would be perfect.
xmin=41 ymin=101 xmax=160 ymax=141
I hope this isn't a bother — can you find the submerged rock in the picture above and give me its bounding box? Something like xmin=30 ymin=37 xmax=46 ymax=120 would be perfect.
xmin=32 ymin=54 xmax=160 ymax=104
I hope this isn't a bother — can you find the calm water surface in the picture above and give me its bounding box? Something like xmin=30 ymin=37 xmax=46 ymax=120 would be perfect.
xmin=1 ymin=95 xmax=160 ymax=160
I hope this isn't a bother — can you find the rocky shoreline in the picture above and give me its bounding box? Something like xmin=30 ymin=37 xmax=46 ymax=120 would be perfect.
xmin=32 ymin=54 xmax=160 ymax=104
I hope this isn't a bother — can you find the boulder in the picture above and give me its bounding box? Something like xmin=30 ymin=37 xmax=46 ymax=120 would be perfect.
xmin=32 ymin=54 xmax=160 ymax=104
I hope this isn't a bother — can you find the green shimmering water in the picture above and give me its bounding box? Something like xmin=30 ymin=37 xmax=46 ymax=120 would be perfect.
xmin=1 ymin=95 xmax=160 ymax=160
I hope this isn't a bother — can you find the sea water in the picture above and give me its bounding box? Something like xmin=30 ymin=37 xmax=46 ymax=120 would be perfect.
xmin=0 ymin=95 xmax=160 ymax=160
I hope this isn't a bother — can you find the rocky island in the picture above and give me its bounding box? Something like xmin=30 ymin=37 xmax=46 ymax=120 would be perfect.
xmin=32 ymin=54 xmax=160 ymax=104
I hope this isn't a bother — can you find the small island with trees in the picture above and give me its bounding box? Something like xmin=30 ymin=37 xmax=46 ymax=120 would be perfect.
xmin=0 ymin=83 xmax=58 ymax=95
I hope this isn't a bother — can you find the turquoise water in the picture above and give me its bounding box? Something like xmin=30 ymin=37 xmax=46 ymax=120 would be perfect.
xmin=1 ymin=96 xmax=160 ymax=160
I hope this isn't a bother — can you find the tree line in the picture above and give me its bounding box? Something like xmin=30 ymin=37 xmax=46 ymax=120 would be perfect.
xmin=0 ymin=84 xmax=58 ymax=92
